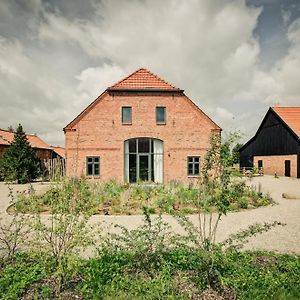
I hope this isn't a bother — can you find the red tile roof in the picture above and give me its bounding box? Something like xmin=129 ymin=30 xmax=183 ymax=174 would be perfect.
xmin=0 ymin=129 xmax=52 ymax=149
xmin=51 ymin=146 xmax=65 ymax=158
xmin=0 ymin=130 xmax=13 ymax=146
xmin=272 ymin=107 xmax=300 ymax=138
xmin=109 ymin=68 xmax=181 ymax=91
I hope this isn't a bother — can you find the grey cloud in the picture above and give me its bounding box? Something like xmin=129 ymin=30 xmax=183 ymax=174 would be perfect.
xmin=0 ymin=0 xmax=299 ymax=147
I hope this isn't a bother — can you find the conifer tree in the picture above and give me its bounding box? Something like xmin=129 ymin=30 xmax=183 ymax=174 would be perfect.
xmin=0 ymin=124 xmax=40 ymax=183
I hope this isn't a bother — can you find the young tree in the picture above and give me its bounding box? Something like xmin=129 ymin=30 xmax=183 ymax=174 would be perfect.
xmin=231 ymin=143 xmax=243 ymax=164
xmin=0 ymin=124 xmax=40 ymax=183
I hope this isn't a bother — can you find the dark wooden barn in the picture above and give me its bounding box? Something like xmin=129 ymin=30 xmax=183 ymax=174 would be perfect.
xmin=239 ymin=107 xmax=300 ymax=178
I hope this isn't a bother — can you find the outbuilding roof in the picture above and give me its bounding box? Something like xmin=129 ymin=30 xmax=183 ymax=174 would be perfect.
xmin=51 ymin=146 xmax=65 ymax=158
xmin=272 ymin=106 xmax=300 ymax=138
xmin=109 ymin=68 xmax=181 ymax=91
xmin=0 ymin=129 xmax=52 ymax=149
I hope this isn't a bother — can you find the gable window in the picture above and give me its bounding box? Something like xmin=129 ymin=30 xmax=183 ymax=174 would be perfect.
xmin=122 ymin=107 xmax=132 ymax=124
xmin=187 ymin=156 xmax=200 ymax=176
xmin=156 ymin=106 xmax=166 ymax=124
xmin=86 ymin=156 xmax=100 ymax=176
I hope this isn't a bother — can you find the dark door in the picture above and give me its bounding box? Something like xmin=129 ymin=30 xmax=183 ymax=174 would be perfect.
xmin=139 ymin=155 xmax=149 ymax=181
xmin=285 ymin=160 xmax=291 ymax=177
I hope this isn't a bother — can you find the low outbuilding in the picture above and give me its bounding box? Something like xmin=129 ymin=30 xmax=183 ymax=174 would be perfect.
xmin=239 ymin=107 xmax=300 ymax=178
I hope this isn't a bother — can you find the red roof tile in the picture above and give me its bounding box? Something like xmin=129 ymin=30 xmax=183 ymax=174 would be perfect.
xmin=272 ymin=107 xmax=300 ymax=138
xmin=51 ymin=146 xmax=65 ymax=158
xmin=110 ymin=68 xmax=181 ymax=91
xmin=0 ymin=130 xmax=13 ymax=146
xmin=0 ymin=129 xmax=52 ymax=149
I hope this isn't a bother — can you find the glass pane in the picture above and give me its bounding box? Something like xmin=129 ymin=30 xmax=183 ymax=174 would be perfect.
xmin=138 ymin=138 xmax=150 ymax=153
xmin=122 ymin=107 xmax=132 ymax=123
xmin=188 ymin=157 xmax=193 ymax=163
xmin=94 ymin=163 xmax=100 ymax=175
xmin=188 ymin=164 xmax=193 ymax=175
xmin=139 ymin=155 xmax=149 ymax=181
xmin=94 ymin=157 xmax=99 ymax=163
xmin=156 ymin=107 xmax=165 ymax=123
xmin=194 ymin=163 xmax=199 ymax=175
xmin=194 ymin=157 xmax=199 ymax=163
xmin=87 ymin=164 xmax=93 ymax=175
xmin=129 ymin=154 xmax=137 ymax=183
xmin=87 ymin=157 xmax=93 ymax=163
xmin=151 ymin=154 xmax=154 ymax=181
xmin=129 ymin=139 xmax=136 ymax=153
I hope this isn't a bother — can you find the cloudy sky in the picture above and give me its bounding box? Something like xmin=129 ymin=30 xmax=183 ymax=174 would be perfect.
xmin=0 ymin=0 xmax=299 ymax=146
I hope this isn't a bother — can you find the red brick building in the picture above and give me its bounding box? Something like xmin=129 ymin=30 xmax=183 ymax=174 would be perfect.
xmin=64 ymin=68 xmax=221 ymax=184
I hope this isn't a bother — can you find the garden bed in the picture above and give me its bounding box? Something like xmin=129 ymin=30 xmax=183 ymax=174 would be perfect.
xmin=0 ymin=250 xmax=299 ymax=300
xmin=11 ymin=179 xmax=273 ymax=215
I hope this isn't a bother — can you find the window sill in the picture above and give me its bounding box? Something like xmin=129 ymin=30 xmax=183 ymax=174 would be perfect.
xmin=156 ymin=122 xmax=166 ymax=125
xmin=187 ymin=175 xmax=200 ymax=178
xmin=122 ymin=123 xmax=132 ymax=125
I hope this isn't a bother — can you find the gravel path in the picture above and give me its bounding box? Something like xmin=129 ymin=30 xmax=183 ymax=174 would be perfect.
xmin=0 ymin=176 xmax=300 ymax=254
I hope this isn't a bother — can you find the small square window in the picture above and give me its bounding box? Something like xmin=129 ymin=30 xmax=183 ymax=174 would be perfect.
xmin=187 ymin=156 xmax=200 ymax=176
xmin=86 ymin=156 xmax=100 ymax=176
xmin=122 ymin=107 xmax=132 ymax=124
xmin=156 ymin=106 xmax=166 ymax=124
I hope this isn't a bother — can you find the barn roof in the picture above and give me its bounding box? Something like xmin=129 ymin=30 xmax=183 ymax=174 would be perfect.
xmin=109 ymin=68 xmax=182 ymax=91
xmin=272 ymin=106 xmax=300 ymax=138
xmin=0 ymin=129 xmax=52 ymax=149
xmin=239 ymin=106 xmax=300 ymax=152
xmin=51 ymin=146 xmax=65 ymax=158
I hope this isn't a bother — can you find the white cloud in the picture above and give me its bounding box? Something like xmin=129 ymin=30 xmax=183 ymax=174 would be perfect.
xmin=76 ymin=64 xmax=125 ymax=100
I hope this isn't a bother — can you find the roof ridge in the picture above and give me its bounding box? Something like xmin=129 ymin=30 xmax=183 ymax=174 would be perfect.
xmin=109 ymin=67 xmax=180 ymax=90
xmin=272 ymin=106 xmax=300 ymax=108
xmin=109 ymin=68 xmax=143 ymax=88
xmin=144 ymin=68 xmax=178 ymax=90
xmin=0 ymin=128 xmax=15 ymax=133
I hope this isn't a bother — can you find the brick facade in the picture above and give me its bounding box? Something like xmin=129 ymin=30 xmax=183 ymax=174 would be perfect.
xmin=254 ymin=155 xmax=297 ymax=178
xmin=65 ymin=69 xmax=221 ymax=184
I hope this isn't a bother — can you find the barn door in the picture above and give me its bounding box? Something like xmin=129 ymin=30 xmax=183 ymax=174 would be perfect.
xmin=285 ymin=160 xmax=291 ymax=177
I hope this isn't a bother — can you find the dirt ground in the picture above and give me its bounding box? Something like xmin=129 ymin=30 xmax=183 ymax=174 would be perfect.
xmin=0 ymin=175 xmax=300 ymax=254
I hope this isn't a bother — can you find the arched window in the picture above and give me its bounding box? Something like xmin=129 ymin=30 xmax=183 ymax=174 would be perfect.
xmin=124 ymin=138 xmax=163 ymax=183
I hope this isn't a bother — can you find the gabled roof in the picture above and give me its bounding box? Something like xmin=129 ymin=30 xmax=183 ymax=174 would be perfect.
xmin=0 ymin=128 xmax=52 ymax=150
xmin=109 ymin=68 xmax=182 ymax=91
xmin=239 ymin=106 xmax=300 ymax=152
xmin=272 ymin=106 xmax=300 ymax=138
xmin=64 ymin=67 xmax=221 ymax=130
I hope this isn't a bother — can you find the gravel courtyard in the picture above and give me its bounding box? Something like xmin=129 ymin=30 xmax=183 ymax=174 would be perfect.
xmin=0 ymin=175 xmax=299 ymax=254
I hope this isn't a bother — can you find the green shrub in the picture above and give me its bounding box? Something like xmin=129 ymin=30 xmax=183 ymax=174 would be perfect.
xmin=0 ymin=252 xmax=53 ymax=300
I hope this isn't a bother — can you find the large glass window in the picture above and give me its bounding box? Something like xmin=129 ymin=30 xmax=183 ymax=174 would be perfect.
xmin=187 ymin=156 xmax=200 ymax=176
xmin=122 ymin=107 xmax=132 ymax=124
xmin=86 ymin=156 xmax=100 ymax=176
xmin=124 ymin=138 xmax=163 ymax=183
xmin=156 ymin=106 xmax=166 ymax=124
